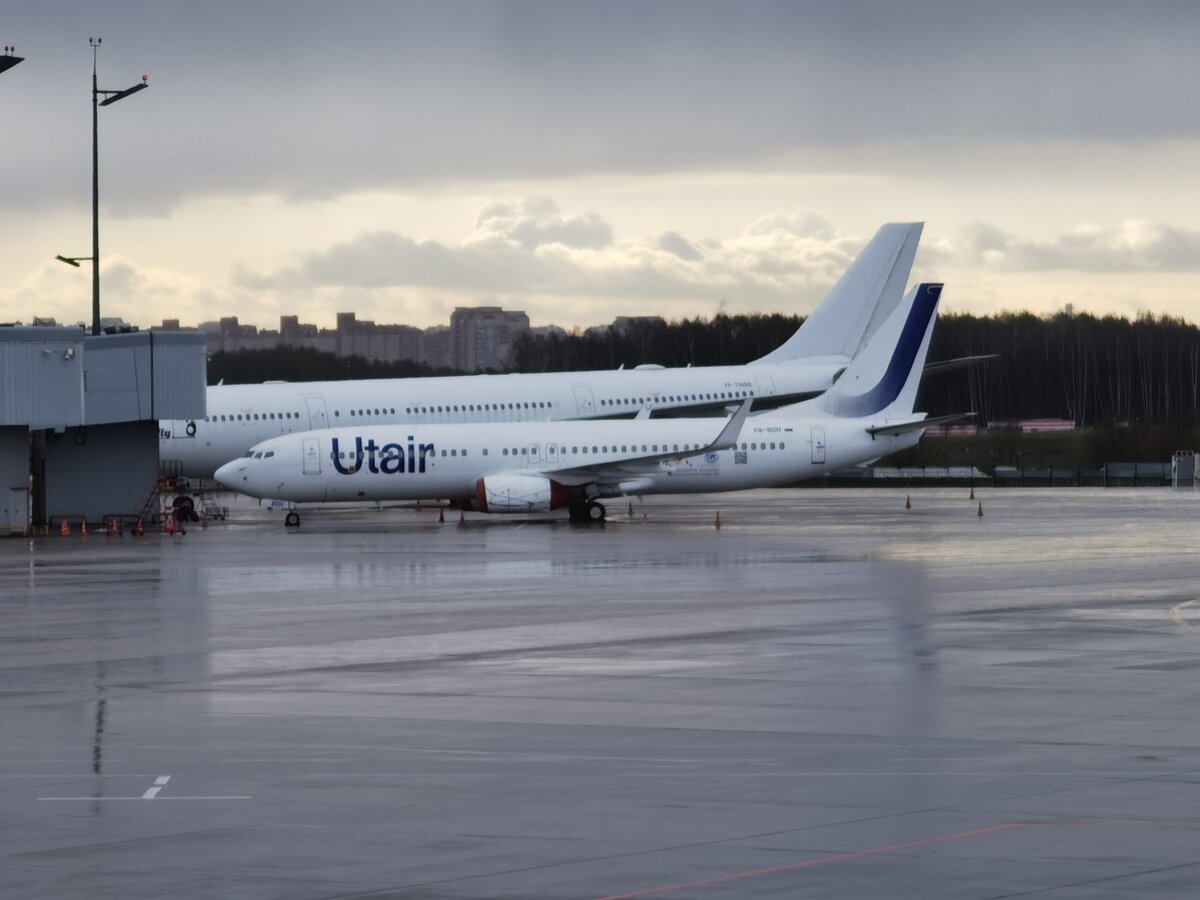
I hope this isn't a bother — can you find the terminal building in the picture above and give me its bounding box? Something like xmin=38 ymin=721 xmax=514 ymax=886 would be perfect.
xmin=0 ymin=327 xmax=206 ymax=534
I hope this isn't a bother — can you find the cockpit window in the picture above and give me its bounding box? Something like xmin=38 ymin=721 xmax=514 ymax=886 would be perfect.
xmin=242 ymin=451 xmax=254 ymax=458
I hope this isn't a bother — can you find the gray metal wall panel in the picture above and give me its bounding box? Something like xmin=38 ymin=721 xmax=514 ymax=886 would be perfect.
xmin=0 ymin=336 xmax=85 ymax=427
xmin=0 ymin=426 xmax=29 ymax=532
xmin=82 ymin=339 xmax=146 ymax=424
xmin=42 ymin=422 xmax=158 ymax=523
xmin=150 ymin=332 xmax=208 ymax=419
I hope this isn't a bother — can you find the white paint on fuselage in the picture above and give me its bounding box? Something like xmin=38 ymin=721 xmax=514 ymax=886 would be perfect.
xmin=161 ymin=358 xmax=847 ymax=479
xmin=217 ymin=414 xmax=915 ymax=507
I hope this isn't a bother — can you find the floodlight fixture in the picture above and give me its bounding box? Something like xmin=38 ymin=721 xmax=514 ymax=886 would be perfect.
xmin=99 ymin=75 xmax=148 ymax=106
xmin=0 ymin=45 xmax=22 ymax=75
xmin=56 ymin=255 xmax=93 ymax=268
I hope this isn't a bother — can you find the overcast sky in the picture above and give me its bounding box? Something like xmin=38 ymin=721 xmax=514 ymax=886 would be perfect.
xmin=4 ymin=1 xmax=1200 ymax=331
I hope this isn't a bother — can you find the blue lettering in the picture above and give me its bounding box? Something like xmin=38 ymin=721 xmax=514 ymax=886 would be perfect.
xmin=379 ymin=442 xmax=405 ymax=474
xmin=330 ymin=434 xmax=431 ymax=475
xmin=330 ymin=436 xmax=363 ymax=475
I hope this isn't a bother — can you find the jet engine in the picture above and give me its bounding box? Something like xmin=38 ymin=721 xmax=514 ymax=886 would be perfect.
xmin=475 ymin=474 xmax=574 ymax=514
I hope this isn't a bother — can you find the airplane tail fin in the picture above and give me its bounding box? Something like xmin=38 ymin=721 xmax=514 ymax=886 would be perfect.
xmin=817 ymin=283 xmax=942 ymax=419
xmin=751 ymin=222 xmax=923 ymax=365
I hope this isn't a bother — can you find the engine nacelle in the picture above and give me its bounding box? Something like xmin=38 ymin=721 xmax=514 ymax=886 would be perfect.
xmin=475 ymin=474 xmax=574 ymax=514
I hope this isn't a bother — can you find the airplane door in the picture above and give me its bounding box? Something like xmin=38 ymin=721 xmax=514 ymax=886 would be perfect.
xmin=572 ymin=385 xmax=596 ymax=417
xmin=302 ymin=437 xmax=322 ymax=475
xmin=546 ymin=443 xmax=559 ymax=464
xmin=755 ymin=375 xmax=775 ymax=399
xmin=304 ymin=396 xmax=329 ymax=430
xmin=527 ymin=443 xmax=540 ymax=464
xmin=811 ymin=427 xmax=826 ymax=465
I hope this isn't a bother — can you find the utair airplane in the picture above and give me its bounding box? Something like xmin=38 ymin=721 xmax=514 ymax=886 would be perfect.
xmin=162 ymin=222 xmax=928 ymax=487
xmin=216 ymin=283 xmax=960 ymax=525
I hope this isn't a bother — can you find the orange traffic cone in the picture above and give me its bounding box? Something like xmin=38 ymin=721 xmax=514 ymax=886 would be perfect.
xmin=114 ymin=516 xmax=123 ymax=536
xmin=80 ymin=520 xmax=87 ymax=537
xmin=627 ymin=501 xmax=634 ymax=517
xmin=969 ymin=485 xmax=975 ymax=500
xmin=714 ymin=511 xmax=722 ymax=530
xmin=905 ymin=495 xmax=912 ymax=510
xmin=165 ymin=515 xmax=177 ymax=536
xmin=458 ymin=511 xmax=467 ymax=528
xmin=60 ymin=519 xmax=70 ymax=537
xmin=977 ymin=501 xmax=984 ymax=518
xmin=135 ymin=517 xmax=144 ymax=537
xmin=438 ymin=507 xmax=445 ymax=524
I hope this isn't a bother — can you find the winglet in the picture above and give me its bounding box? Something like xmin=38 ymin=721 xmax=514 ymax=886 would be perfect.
xmin=707 ymin=399 xmax=752 ymax=452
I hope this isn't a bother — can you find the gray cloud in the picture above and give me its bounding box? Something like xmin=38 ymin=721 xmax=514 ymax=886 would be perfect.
xmin=949 ymin=221 xmax=1200 ymax=272
xmin=656 ymin=231 xmax=702 ymax=261
xmin=7 ymin=1 xmax=1200 ymax=214
xmin=235 ymin=198 xmax=861 ymax=312
xmin=474 ymin=198 xmax=613 ymax=250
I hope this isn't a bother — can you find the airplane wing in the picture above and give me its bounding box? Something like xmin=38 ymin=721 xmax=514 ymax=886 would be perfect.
xmin=865 ymin=412 xmax=975 ymax=438
xmin=541 ymin=400 xmax=751 ymax=487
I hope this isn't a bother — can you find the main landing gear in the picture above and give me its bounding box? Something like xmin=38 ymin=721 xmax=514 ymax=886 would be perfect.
xmin=284 ymin=510 xmax=301 ymax=528
xmin=568 ymin=499 xmax=606 ymax=524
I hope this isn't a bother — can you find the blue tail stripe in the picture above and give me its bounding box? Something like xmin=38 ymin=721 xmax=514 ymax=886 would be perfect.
xmin=834 ymin=283 xmax=941 ymax=417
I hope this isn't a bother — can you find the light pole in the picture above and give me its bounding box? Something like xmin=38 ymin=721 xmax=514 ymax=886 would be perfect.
xmin=58 ymin=38 xmax=148 ymax=335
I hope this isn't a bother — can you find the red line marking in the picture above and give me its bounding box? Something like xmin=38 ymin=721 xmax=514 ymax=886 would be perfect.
xmin=594 ymin=822 xmax=1023 ymax=900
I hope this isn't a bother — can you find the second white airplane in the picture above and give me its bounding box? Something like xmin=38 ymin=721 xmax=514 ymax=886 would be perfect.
xmin=217 ymin=283 xmax=950 ymax=524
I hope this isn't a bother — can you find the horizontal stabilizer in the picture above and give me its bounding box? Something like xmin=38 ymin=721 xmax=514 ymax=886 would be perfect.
xmin=866 ymin=412 xmax=975 ymax=438
xmin=923 ymin=354 xmax=1000 ymax=377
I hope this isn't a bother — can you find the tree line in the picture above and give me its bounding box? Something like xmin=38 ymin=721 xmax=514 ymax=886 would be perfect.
xmin=209 ymin=310 xmax=1200 ymax=425
xmin=510 ymin=310 xmax=1200 ymax=425
xmin=208 ymin=345 xmax=459 ymax=385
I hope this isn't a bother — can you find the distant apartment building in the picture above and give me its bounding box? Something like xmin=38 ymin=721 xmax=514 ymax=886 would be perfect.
xmin=449 ymin=306 xmax=531 ymax=371
xmin=179 ymin=305 xmax=538 ymax=372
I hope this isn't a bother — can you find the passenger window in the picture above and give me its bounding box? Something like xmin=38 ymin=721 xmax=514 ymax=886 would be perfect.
xmin=451 ymin=449 xmax=457 ymax=456
xmin=503 ymin=448 xmax=509 ymax=455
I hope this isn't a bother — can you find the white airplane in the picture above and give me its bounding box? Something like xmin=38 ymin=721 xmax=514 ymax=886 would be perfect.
xmin=216 ymin=283 xmax=952 ymax=525
xmin=161 ymin=222 xmax=924 ymax=483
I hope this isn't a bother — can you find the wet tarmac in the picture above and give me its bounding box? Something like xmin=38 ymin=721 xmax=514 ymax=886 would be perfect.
xmin=3 ymin=487 xmax=1200 ymax=899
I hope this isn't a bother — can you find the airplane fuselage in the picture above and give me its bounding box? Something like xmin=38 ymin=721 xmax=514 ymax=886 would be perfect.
xmin=161 ymin=358 xmax=848 ymax=479
xmin=217 ymin=414 xmax=916 ymax=507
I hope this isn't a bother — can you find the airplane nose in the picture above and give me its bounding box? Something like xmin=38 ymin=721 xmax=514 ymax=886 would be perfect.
xmin=213 ymin=461 xmax=243 ymax=488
